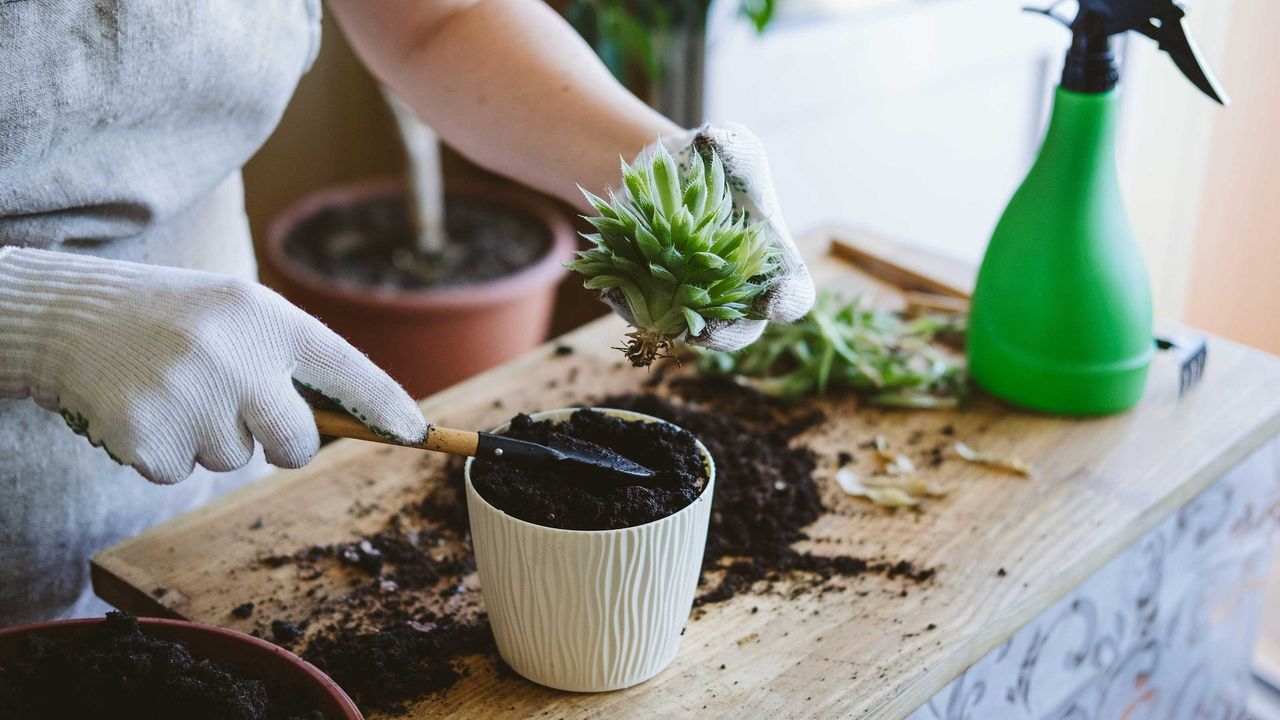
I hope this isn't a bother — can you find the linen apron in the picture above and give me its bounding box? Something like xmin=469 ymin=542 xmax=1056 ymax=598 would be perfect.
xmin=0 ymin=0 xmax=321 ymax=626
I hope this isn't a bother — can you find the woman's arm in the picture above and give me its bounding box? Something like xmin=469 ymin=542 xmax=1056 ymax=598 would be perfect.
xmin=328 ymin=0 xmax=681 ymax=209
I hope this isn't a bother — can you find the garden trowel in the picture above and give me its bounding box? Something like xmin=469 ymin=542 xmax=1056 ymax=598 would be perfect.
xmin=311 ymin=408 xmax=656 ymax=484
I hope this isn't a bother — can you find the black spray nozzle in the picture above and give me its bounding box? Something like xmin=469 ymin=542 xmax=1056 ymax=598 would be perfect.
xmin=1025 ymin=0 xmax=1228 ymax=104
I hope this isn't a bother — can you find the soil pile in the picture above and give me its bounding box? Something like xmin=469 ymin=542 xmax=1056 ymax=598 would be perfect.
xmin=303 ymin=620 xmax=492 ymax=715
xmin=255 ymin=385 xmax=935 ymax=714
xmin=261 ymin=500 xmax=487 ymax=715
xmin=0 ymin=612 xmax=326 ymax=720
xmin=600 ymin=388 xmax=935 ymax=604
xmin=469 ymin=409 xmax=706 ymax=530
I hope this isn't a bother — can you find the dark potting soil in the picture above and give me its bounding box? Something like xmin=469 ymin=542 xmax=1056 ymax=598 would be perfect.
xmin=257 ymin=512 xmax=486 ymax=715
xmin=469 ymin=409 xmax=707 ymax=531
xmin=283 ymin=195 xmax=549 ymax=290
xmin=0 ymin=612 xmax=326 ymax=720
xmin=600 ymin=385 xmax=935 ymax=605
xmin=303 ymin=620 xmax=492 ymax=716
xmin=251 ymin=384 xmax=935 ymax=715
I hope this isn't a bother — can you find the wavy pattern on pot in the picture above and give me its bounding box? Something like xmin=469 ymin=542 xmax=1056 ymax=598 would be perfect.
xmin=465 ymin=409 xmax=715 ymax=692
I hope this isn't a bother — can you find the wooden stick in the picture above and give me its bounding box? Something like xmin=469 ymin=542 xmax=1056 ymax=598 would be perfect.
xmin=312 ymin=409 xmax=479 ymax=457
xmin=904 ymin=291 xmax=971 ymax=315
xmin=829 ymin=237 xmax=972 ymax=299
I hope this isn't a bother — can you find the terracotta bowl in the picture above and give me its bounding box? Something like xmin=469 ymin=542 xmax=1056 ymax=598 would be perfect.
xmin=0 ymin=616 xmax=362 ymax=720
xmin=262 ymin=177 xmax=576 ymax=399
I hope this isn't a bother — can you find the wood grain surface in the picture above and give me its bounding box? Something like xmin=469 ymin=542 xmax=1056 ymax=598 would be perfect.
xmin=92 ymin=231 xmax=1280 ymax=719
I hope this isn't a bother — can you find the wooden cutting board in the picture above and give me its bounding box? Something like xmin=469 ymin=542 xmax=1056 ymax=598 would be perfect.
xmin=91 ymin=230 xmax=1280 ymax=719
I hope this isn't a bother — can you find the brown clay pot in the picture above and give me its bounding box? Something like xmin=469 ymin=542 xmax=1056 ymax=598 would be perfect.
xmin=0 ymin=616 xmax=363 ymax=719
xmin=262 ymin=178 xmax=575 ymax=399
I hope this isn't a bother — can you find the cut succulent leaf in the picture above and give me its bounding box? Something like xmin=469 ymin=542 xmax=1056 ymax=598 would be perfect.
xmin=697 ymin=290 xmax=968 ymax=404
xmin=571 ymin=143 xmax=775 ymax=366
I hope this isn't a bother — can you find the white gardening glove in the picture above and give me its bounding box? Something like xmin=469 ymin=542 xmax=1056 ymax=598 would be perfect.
xmin=602 ymin=122 xmax=816 ymax=352
xmin=0 ymin=247 xmax=427 ymax=484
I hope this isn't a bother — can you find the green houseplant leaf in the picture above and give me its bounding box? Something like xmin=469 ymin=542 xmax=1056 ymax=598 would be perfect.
xmin=697 ymin=291 xmax=969 ymax=406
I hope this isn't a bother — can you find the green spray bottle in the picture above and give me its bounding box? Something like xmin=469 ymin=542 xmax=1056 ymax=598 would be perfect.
xmin=968 ymin=0 xmax=1227 ymax=415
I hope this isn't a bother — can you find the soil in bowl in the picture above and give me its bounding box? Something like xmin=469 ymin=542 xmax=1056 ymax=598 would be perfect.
xmin=282 ymin=195 xmax=549 ymax=290
xmin=0 ymin=612 xmax=328 ymax=720
xmin=469 ymin=409 xmax=707 ymax=531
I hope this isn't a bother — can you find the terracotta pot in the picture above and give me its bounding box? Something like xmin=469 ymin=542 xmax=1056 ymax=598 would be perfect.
xmin=0 ymin=616 xmax=362 ymax=720
xmin=263 ymin=178 xmax=575 ymax=399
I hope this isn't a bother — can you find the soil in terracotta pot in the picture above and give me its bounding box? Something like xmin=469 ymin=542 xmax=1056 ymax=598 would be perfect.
xmin=0 ymin=612 xmax=327 ymax=720
xmin=469 ymin=409 xmax=707 ymax=530
xmin=283 ymin=195 xmax=549 ymax=290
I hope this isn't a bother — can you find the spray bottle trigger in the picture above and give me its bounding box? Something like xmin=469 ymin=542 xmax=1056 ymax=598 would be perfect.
xmin=1139 ymin=14 xmax=1230 ymax=104
xmin=1022 ymin=1 xmax=1074 ymax=29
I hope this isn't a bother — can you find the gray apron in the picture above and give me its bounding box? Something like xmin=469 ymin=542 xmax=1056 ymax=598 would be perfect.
xmin=0 ymin=0 xmax=321 ymax=625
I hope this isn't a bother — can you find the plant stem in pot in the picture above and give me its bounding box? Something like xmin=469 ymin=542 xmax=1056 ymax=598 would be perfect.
xmin=383 ymin=88 xmax=454 ymax=279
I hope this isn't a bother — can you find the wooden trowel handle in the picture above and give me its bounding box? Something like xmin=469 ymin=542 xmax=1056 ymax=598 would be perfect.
xmin=312 ymin=409 xmax=479 ymax=458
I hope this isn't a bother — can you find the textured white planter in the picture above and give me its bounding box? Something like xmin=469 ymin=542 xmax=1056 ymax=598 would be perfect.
xmin=465 ymin=408 xmax=715 ymax=692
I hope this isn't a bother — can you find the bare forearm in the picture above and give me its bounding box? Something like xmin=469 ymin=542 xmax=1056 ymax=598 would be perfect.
xmin=330 ymin=0 xmax=680 ymax=208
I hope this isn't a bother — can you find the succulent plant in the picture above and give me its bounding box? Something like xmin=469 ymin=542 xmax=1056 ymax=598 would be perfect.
xmin=697 ymin=291 xmax=969 ymax=407
xmin=570 ymin=144 xmax=776 ymax=367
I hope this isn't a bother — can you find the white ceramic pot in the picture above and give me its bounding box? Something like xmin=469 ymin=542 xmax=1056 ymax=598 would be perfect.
xmin=465 ymin=408 xmax=715 ymax=692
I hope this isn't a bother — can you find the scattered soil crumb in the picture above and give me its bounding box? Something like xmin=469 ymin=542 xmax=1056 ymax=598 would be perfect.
xmin=271 ymin=620 xmax=302 ymax=644
xmin=603 ymin=384 xmax=936 ymax=605
xmin=245 ymin=381 xmax=935 ymax=714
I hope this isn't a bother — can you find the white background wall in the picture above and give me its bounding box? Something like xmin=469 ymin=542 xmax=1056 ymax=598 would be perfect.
xmin=705 ymin=0 xmax=1067 ymax=265
xmin=703 ymin=0 xmax=1236 ymax=322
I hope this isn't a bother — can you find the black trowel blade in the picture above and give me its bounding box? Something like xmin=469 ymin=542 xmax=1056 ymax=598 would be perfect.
xmin=477 ymin=432 xmax=657 ymax=484
xmin=551 ymin=437 xmax=658 ymax=484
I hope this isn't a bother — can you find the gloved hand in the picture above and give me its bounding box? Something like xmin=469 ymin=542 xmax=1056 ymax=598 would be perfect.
xmin=602 ymin=123 xmax=816 ymax=352
xmin=0 ymin=247 xmax=427 ymax=484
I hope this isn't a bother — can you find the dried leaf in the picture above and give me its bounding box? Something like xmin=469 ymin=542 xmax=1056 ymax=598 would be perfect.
xmin=953 ymin=441 xmax=1033 ymax=477
xmin=899 ymin=474 xmax=949 ymax=498
xmin=873 ymin=436 xmax=916 ymax=476
xmin=836 ymin=467 xmax=918 ymax=508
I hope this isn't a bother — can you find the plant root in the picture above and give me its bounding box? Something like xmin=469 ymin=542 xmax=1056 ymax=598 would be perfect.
xmin=617 ymin=328 xmax=674 ymax=368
